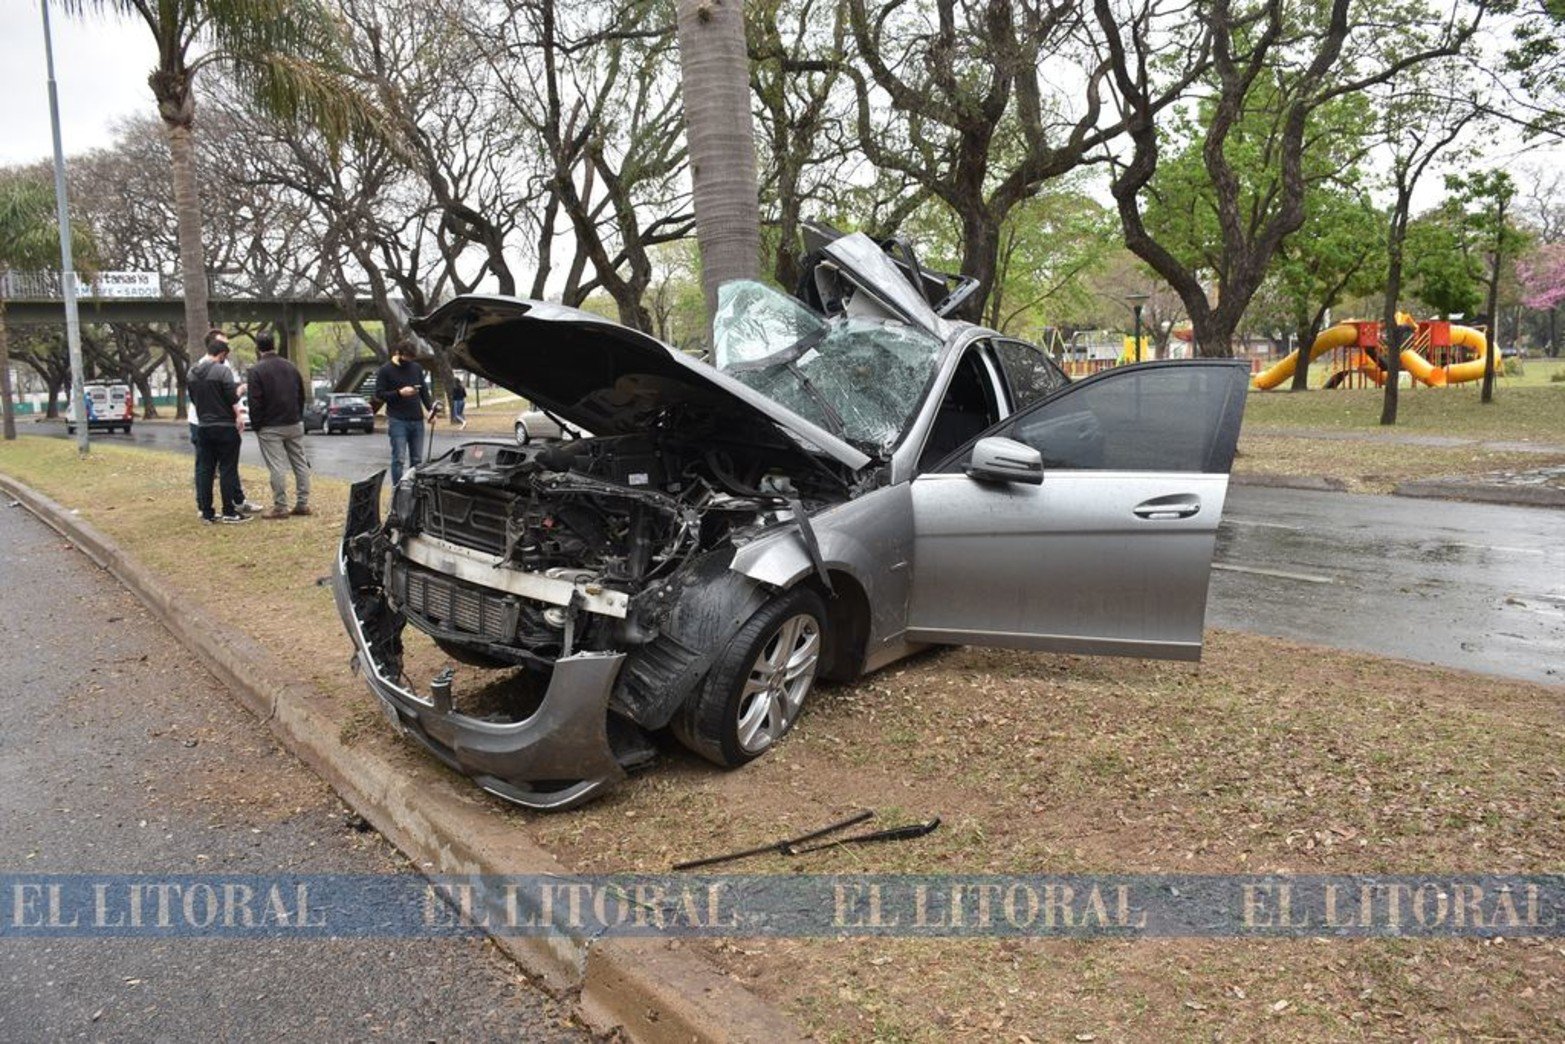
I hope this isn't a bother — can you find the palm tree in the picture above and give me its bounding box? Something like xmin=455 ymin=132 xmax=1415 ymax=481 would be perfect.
xmin=62 ymin=1 xmax=360 ymax=367
xmin=0 ymin=176 xmax=92 ymax=440
xmin=674 ymin=0 xmax=762 ymax=329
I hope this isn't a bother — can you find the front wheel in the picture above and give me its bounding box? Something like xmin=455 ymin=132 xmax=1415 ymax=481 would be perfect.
xmin=674 ymin=587 xmax=826 ymax=768
xmin=514 ymin=421 xmax=529 ymax=445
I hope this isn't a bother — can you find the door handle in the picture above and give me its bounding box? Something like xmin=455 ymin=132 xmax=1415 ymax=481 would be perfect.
xmin=1133 ymin=495 xmax=1201 ymax=520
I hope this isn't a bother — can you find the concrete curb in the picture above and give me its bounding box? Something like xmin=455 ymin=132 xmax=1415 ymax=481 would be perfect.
xmin=1393 ymin=480 xmax=1565 ymax=509
xmin=1235 ymin=471 xmax=1565 ymax=509
xmin=0 ymin=472 xmax=803 ymax=1044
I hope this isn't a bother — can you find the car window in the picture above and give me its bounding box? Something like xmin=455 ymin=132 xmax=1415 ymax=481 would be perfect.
xmin=937 ymin=363 xmax=1247 ymax=474
xmin=714 ymin=280 xmax=943 ymax=453
xmin=918 ymin=346 xmax=1003 ymax=472
xmin=992 ymin=339 xmax=1068 ymax=411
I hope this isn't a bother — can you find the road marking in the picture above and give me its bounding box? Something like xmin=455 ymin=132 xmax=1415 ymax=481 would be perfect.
xmin=1212 ymin=562 xmax=1335 ymax=584
xmin=1222 ymin=519 xmax=1302 ymax=531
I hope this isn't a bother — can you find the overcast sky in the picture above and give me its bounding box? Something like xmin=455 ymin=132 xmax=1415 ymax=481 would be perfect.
xmin=0 ymin=5 xmax=154 ymax=167
xmin=1 ymin=4 xmax=1553 ymax=227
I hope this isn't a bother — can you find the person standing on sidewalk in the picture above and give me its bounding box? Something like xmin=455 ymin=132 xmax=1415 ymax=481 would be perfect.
xmin=374 ymin=340 xmax=435 ymax=484
xmin=188 ymin=335 xmax=251 ymax=524
xmin=449 ymin=377 xmax=467 ymax=429
xmin=246 ymin=331 xmax=312 ymax=519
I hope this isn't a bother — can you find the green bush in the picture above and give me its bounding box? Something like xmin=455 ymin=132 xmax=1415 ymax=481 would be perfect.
xmin=1550 ymin=369 xmax=1565 ymax=383
xmin=1503 ymin=357 xmax=1525 ymax=377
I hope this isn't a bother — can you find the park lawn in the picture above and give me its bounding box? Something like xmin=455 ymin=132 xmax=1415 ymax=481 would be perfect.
xmin=1501 ymin=356 xmax=1565 ymax=387
xmin=1233 ymin=432 xmax=1565 ymax=494
xmin=2 ymin=436 xmax=1561 ymax=1042
xmin=1243 ymin=378 xmax=1565 ymax=443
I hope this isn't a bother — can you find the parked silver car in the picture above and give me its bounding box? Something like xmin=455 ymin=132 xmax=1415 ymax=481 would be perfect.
xmin=335 ymin=227 xmax=1248 ymax=809
xmin=513 ymin=408 xmax=585 ymax=444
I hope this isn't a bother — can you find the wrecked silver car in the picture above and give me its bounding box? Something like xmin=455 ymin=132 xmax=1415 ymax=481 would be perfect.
xmin=335 ymin=228 xmax=1248 ymax=810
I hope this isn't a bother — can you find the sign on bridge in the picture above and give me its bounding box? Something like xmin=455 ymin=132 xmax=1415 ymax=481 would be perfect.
xmin=89 ymin=271 xmax=161 ymax=298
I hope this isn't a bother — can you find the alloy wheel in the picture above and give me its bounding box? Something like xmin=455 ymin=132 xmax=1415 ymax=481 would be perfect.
xmin=734 ymin=613 xmax=820 ymax=754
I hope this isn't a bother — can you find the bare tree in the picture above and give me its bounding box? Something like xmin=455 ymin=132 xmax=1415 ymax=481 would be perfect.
xmin=472 ymin=0 xmax=694 ymax=330
xmin=1376 ymin=80 xmax=1481 ymax=425
xmin=832 ymin=0 xmax=1208 ymax=321
xmin=1101 ymin=0 xmax=1488 ymax=356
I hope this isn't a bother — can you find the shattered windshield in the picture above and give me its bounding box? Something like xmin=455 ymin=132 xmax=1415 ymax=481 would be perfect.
xmin=713 ymin=281 xmax=941 ymax=453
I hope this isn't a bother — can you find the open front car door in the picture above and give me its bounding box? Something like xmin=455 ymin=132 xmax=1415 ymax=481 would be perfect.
xmin=907 ymin=360 xmax=1249 ymax=661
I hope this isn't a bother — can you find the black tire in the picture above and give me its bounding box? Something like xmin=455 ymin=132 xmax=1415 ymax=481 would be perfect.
xmin=673 ymin=586 xmax=827 ymax=768
xmin=514 ymin=421 xmax=529 ymax=445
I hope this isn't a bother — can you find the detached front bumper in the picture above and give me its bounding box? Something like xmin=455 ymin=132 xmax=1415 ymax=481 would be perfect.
xmin=332 ymin=472 xmax=627 ymax=811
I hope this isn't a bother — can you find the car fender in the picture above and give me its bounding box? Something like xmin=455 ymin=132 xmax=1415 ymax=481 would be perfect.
xmin=728 ymin=483 xmax=912 ymax=668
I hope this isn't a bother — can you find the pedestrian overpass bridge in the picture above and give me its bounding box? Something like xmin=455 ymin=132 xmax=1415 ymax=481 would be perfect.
xmin=1 ymin=270 xmax=385 ymax=363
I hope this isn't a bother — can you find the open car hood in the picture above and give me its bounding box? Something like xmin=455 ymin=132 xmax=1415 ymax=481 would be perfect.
xmin=410 ymin=296 xmax=872 ymax=471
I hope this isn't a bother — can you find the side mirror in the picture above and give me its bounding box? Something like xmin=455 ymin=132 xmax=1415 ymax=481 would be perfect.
xmin=966 ymin=436 xmax=1043 ymax=485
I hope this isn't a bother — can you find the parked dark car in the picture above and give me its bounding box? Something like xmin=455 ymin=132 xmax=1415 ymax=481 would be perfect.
xmin=335 ymin=224 xmax=1248 ymax=810
xmin=305 ymin=393 xmax=375 ymax=434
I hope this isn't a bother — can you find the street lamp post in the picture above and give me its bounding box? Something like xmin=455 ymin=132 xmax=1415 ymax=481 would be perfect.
xmin=40 ymin=0 xmax=88 ymax=456
xmin=1126 ymin=292 xmax=1150 ymax=364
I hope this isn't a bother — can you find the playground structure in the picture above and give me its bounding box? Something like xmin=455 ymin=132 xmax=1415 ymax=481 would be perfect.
xmin=1253 ymin=314 xmax=1499 ymax=390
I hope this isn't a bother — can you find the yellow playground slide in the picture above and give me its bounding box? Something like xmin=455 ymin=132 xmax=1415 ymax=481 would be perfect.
xmin=1252 ymin=318 xmax=1496 ymax=389
xmin=1251 ymin=322 xmax=1362 ymax=390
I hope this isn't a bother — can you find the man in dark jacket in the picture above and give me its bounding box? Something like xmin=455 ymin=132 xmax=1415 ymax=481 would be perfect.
xmin=247 ymin=331 xmax=312 ymax=519
xmin=188 ymin=334 xmax=250 ymax=524
xmin=373 ymin=340 xmax=435 ymax=484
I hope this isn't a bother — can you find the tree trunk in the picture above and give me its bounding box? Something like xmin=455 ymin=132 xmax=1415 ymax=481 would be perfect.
xmin=610 ymin=285 xmax=654 ymax=334
xmin=1380 ymin=279 xmax=1404 ymax=426
xmin=1187 ymin=300 xmax=1241 ymax=358
xmin=44 ymin=374 xmax=63 ymax=419
xmin=959 ymin=212 xmax=1002 ymax=326
xmin=676 ymin=0 xmax=761 ymax=328
xmin=132 ymin=370 xmax=157 ymax=419
xmin=0 ymin=305 xmax=14 ymax=441
xmin=1288 ymin=317 xmax=1313 ymax=392
xmin=166 ymin=348 xmax=189 ymax=420
xmin=164 ymin=121 xmax=210 ymax=367
xmin=1480 ymin=200 xmax=1506 ymax=404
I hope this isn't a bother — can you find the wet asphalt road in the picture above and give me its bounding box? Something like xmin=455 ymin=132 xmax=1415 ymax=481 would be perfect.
xmin=0 ymin=501 xmax=588 ymax=1042
xmin=28 ymin=419 xmax=1565 ymax=686
xmin=1208 ymin=486 xmax=1563 ymax=686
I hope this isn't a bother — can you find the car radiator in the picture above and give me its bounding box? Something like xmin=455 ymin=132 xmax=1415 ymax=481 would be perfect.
xmin=392 ymin=561 xmax=519 ymax=643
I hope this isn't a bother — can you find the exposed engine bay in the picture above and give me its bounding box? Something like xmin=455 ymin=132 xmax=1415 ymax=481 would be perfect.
xmin=355 ymin=422 xmax=858 ymax=738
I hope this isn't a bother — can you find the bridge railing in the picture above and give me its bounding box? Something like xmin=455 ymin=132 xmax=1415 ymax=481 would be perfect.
xmin=0 ymin=270 xmax=66 ymax=300
xmin=1 ymin=270 xmax=340 ymax=302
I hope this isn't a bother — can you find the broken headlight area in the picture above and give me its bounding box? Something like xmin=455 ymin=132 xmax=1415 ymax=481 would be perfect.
xmin=335 ymin=429 xmax=854 ymax=810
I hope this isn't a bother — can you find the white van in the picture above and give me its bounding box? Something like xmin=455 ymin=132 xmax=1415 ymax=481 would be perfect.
xmin=67 ymin=380 xmax=134 ymax=435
